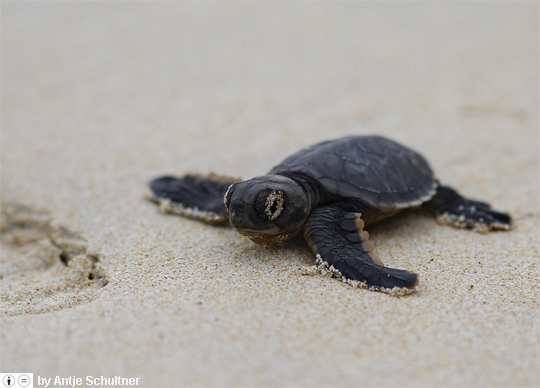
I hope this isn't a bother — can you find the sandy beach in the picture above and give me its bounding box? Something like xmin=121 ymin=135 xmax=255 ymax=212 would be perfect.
xmin=1 ymin=2 xmax=538 ymax=387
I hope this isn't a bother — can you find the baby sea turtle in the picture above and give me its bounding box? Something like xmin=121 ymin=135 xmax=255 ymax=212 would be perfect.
xmin=148 ymin=135 xmax=511 ymax=292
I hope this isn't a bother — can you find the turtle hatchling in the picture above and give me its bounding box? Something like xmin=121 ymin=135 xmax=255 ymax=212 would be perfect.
xmin=148 ymin=135 xmax=512 ymax=292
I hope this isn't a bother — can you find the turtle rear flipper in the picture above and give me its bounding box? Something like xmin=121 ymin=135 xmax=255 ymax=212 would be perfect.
xmin=303 ymin=204 xmax=418 ymax=291
xmin=425 ymin=185 xmax=512 ymax=233
xmin=148 ymin=174 xmax=238 ymax=225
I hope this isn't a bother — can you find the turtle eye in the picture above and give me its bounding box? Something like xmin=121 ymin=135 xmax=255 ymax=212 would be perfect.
xmin=263 ymin=190 xmax=284 ymax=221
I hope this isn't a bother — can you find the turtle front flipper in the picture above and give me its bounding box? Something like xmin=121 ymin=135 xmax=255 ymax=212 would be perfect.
xmin=425 ymin=185 xmax=512 ymax=233
xmin=303 ymin=205 xmax=418 ymax=291
xmin=148 ymin=174 xmax=239 ymax=225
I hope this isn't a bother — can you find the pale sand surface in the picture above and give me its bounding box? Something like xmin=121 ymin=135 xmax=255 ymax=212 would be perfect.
xmin=1 ymin=2 xmax=539 ymax=387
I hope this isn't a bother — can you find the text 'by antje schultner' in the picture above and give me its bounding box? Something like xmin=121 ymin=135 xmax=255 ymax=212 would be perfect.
xmin=37 ymin=376 xmax=141 ymax=387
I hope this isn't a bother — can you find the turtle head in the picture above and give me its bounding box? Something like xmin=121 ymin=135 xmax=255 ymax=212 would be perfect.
xmin=224 ymin=175 xmax=309 ymax=244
